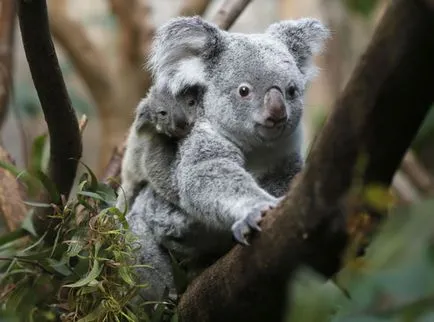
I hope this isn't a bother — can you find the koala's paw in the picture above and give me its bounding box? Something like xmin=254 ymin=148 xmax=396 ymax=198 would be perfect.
xmin=231 ymin=202 xmax=276 ymax=246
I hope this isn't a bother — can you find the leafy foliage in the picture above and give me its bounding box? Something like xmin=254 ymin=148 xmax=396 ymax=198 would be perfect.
xmin=0 ymin=161 xmax=176 ymax=321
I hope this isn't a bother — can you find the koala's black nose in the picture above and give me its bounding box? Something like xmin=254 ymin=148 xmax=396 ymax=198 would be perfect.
xmin=263 ymin=87 xmax=287 ymax=126
xmin=172 ymin=107 xmax=189 ymax=130
xmin=175 ymin=117 xmax=189 ymax=130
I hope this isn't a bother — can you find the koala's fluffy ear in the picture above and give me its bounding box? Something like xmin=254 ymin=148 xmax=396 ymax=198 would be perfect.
xmin=134 ymin=98 xmax=153 ymax=133
xmin=148 ymin=16 xmax=223 ymax=94
xmin=266 ymin=18 xmax=330 ymax=78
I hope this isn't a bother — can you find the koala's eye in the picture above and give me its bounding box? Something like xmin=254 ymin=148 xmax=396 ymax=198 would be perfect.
xmin=158 ymin=111 xmax=167 ymax=116
xmin=237 ymin=83 xmax=252 ymax=98
xmin=286 ymin=85 xmax=297 ymax=98
xmin=187 ymin=98 xmax=197 ymax=107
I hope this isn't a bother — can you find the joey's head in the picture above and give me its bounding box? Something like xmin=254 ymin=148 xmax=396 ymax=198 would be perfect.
xmin=149 ymin=16 xmax=329 ymax=148
xmin=135 ymin=83 xmax=205 ymax=138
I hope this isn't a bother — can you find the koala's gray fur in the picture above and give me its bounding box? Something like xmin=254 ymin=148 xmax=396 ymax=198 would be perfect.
xmin=117 ymin=83 xmax=204 ymax=213
xmin=126 ymin=16 xmax=329 ymax=301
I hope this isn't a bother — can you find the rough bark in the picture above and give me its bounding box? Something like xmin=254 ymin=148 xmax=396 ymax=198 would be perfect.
xmin=177 ymin=0 xmax=434 ymax=321
xmin=17 ymin=0 xmax=82 ymax=238
xmin=0 ymin=146 xmax=26 ymax=232
xmin=211 ymin=0 xmax=252 ymax=29
xmin=0 ymin=0 xmax=16 ymax=130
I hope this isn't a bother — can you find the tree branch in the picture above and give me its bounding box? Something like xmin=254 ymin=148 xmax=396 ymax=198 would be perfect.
xmin=108 ymin=0 xmax=154 ymax=93
xmin=179 ymin=0 xmax=212 ymax=16
xmin=0 ymin=0 xmax=16 ymax=129
xmin=17 ymin=0 xmax=82 ymax=237
xmin=101 ymin=135 xmax=126 ymax=187
xmin=177 ymin=0 xmax=434 ymax=321
xmin=211 ymin=0 xmax=252 ymax=30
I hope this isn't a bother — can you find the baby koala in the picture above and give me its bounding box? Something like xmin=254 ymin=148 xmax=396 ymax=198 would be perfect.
xmin=117 ymin=83 xmax=204 ymax=213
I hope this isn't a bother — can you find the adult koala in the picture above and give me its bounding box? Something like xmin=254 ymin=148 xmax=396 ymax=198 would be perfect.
xmin=128 ymin=16 xmax=329 ymax=301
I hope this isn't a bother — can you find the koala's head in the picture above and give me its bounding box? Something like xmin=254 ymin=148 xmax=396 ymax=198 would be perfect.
xmin=149 ymin=16 xmax=329 ymax=148
xmin=135 ymin=82 xmax=205 ymax=138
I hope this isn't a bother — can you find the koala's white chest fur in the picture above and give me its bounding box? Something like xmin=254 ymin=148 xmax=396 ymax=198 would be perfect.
xmin=245 ymin=125 xmax=303 ymax=177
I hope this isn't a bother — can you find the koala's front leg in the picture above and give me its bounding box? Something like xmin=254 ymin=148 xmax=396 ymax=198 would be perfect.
xmin=176 ymin=126 xmax=280 ymax=245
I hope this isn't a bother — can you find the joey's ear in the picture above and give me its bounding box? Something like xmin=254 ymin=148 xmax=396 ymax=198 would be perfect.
xmin=266 ymin=18 xmax=330 ymax=78
xmin=134 ymin=98 xmax=153 ymax=132
xmin=148 ymin=16 xmax=223 ymax=94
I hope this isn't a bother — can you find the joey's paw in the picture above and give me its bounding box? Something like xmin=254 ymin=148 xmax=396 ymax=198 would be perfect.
xmin=231 ymin=203 xmax=275 ymax=246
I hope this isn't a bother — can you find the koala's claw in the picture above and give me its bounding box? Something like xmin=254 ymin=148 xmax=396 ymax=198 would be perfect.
xmin=232 ymin=204 xmax=273 ymax=245
xmin=233 ymin=229 xmax=250 ymax=246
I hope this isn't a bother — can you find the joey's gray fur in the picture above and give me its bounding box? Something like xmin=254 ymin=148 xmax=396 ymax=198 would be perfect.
xmin=117 ymin=83 xmax=204 ymax=213
xmin=127 ymin=16 xmax=329 ymax=301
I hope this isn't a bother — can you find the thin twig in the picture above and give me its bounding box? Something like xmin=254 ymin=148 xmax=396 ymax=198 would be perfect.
xmin=101 ymin=137 xmax=127 ymax=187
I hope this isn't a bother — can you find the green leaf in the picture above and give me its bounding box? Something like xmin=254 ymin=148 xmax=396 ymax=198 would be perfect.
xmin=99 ymin=206 xmax=129 ymax=230
xmin=151 ymin=303 xmax=166 ymax=322
xmin=29 ymin=134 xmax=48 ymax=173
xmin=23 ymin=201 xmax=52 ymax=208
xmin=63 ymin=258 xmax=103 ymax=288
xmin=76 ymin=302 xmax=105 ymax=322
xmin=170 ymin=313 xmax=179 ymax=322
xmin=66 ymin=229 xmax=87 ymax=257
xmin=44 ymin=258 xmax=72 ymax=276
xmin=76 ymin=191 xmax=106 ymax=202
xmin=118 ymin=264 xmax=135 ymax=286
xmin=0 ymin=161 xmax=40 ymax=196
xmin=79 ymin=161 xmax=99 ymax=192
xmin=120 ymin=309 xmax=139 ymax=322
xmin=33 ymin=170 xmax=61 ymax=204
xmin=4 ymin=279 xmax=29 ymax=313
xmin=21 ymin=209 xmax=38 ymax=236
xmin=64 ymin=242 xmax=103 ymax=288
xmin=0 ymin=228 xmax=28 ymax=246
xmin=0 ymin=160 xmax=22 ymax=178
xmin=96 ymin=182 xmax=118 ymax=205
xmin=167 ymin=251 xmax=189 ymax=295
